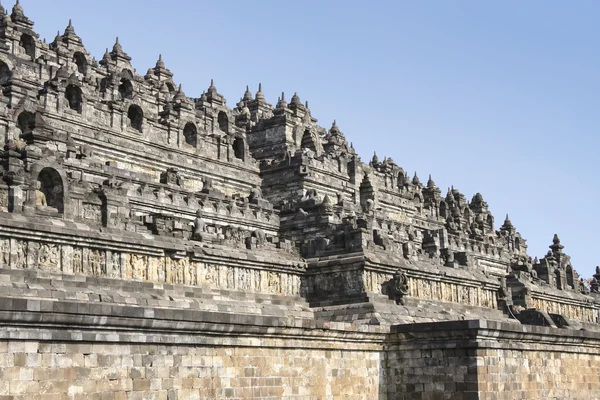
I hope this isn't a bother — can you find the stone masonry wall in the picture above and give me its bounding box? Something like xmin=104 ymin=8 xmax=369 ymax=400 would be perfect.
xmin=0 ymin=340 xmax=383 ymax=400
xmin=386 ymin=320 xmax=600 ymax=400
xmin=476 ymin=347 xmax=600 ymax=399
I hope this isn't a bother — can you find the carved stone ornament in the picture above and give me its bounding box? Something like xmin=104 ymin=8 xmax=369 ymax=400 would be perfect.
xmin=390 ymin=269 xmax=409 ymax=304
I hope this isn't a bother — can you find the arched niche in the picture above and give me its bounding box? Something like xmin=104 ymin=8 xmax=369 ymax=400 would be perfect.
xmin=233 ymin=137 xmax=245 ymax=160
xmin=183 ymin=122 xmax=197 ymax=147
xmin=19 ymin=34 xmax=35 ymax=59
xmin=218 ymin=111 xmax=229 ymax=133
xmin=0 ymin=61 xmax=11 ymax=86
xmin=119 ymin=78 xmax=133 ymax=100
xmin=127 ymin=104 xmax=143 ymax=132
xmin=301 ymin=129 xmax=317 ymax=152
xmin=486 ymin=213 xmax=494 ymax=230
xmin=439 ymin=201 xmax=448 ymax=219
xmin=73 ymin=52 xmax=87 ymax=74
xmin=359 ymin=175 xmax=375 ymax=210
xmin=65 ymin=84 xmax=83 ymax=113
xmin=36 ymin=167 xmax=65 ymax=213
xmin=555 ymin=269 xmax=562 ymax=290
xmin=566 ymin=265 xmax=574 ymax=289
xmin=165 ymin=82 xmax=175 ymax=93
xmin=17 ymin=111 xmax=35 ymax=136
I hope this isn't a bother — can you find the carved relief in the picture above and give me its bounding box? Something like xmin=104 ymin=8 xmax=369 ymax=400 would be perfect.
xmin=167 ymin=257 xmax=185 ymax=284
xmin=88 ymin=249 xmax=105 ymax=276
xmin=27 ymin=241 xmax=40 ymax=269
xmin=72 ymin=247 xmax=83 ymax=274
xmin=253 ymin=269 xmax=261 ymax=292
xmin=13 ymin=240 xmax=27 ymax=269
xmin=0 ymin=189 xmax=8 ymax=211
xmin=185 ymin=259 xmax=196 ymax=285
xmin=108 ymin=251 xmax=121 ymax=278
xmin=267 ymin=271 xmax=280 ymax=294
xmin=151 ymin=257 xmax=165 ymax=282
xmin=0 ymin=239 xmax=9 ymax=266
xmin=83 ymin=203 xmax=102 ymax=223
xmin=39 ymin=243 xmax=60 ymax=271
xmin=129 ymin=254 xmax=147 ymax=281
xmin=199 ymin=263 xmax=219 ymax=287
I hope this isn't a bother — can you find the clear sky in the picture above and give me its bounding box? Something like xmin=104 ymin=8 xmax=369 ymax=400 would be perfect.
xmin=17 ymin=1 xmax=600 ymax=278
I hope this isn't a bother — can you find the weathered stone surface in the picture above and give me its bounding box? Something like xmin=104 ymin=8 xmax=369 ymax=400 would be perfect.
xmin=0 ymin=2 xmax=597 ymax=399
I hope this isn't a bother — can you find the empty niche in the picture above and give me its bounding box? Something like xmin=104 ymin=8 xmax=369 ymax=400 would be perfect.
xmin=127 ymin=105 xmax=143 ymax=132
xmin=17 ymin=111 xmax=35 ymax=136
xmin=218 ymin=111 xmax=229 ymax=133
xmin=566 ymin=265 xmax=574 ymax=289
xmin=301 ymin=129 xmax=316 ymax=152
xmin=183 ymin=122 xmax=197 ymax=147
xmin=0 ymin=61 xmax=11 ymax=86
xmin=233 ymin=137 xmax=245 ymax=160
xmin=65 ymin=84 xmax=83 ymax=113
xmin=73 ymin=52 xmax=87 ymax=74
xmin=118 ymin=78 xmax=133 ymax=100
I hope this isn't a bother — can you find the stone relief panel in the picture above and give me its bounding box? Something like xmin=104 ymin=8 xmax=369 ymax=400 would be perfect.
xmin=27 ymin=241 xmax=40 ymax=269
xmin=0 ymin=238 xmax=9 ymax=266
xmin=87 ymin=248 xmax=106 ymax=276
xmin=364 ymin=270 xmax=497 ymax=309
xmin=107 ymin=251 xmax=122 ymax=278
xmin=149 ymin=256 xmax=165 ymax=282
xmin=127 ymin=253 xmax=148 ymax=281
xmin=166 ymin=257 xmax=186 ymax=285
xmin=11 ymin=239 xmax=27 ymax=269
xmin=0 ymin=235 xmax=302 ymax=296
xmin=39 ymin=243 xmax=60 ymax=272
xmin=0 ymin=188 xmax=8 ymax=212
xmin=82 ymin=203 xmax=102 ymax=224
xmin=531 ymin=297 xmax=595 ymax=324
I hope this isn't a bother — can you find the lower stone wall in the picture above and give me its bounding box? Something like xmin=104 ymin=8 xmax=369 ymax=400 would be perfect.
xmin=386 ymin=345 xmax=479 ymax=400
xmin=387 ymin=320 xmax=600 ymax=400
xmin=0 ymin=337 xmax=384 ymax=400
xmin=476 ymin=347 xmax=600 ymax=399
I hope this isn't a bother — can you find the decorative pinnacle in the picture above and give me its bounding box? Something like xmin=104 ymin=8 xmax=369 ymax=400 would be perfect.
xmin=156 ymin=54 xmax=165 ymax=68
xmin=64 ymin=18 xmax=75 ymax=35
xmin=412 ymin=172 xmax=421 ymax=185
xmin=255 ymin=83 xmax=265 ymax=101
xmin=427 ymin=174 xmax=436 ymax=188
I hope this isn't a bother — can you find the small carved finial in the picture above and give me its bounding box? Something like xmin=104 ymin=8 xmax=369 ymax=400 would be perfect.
xmin=155 ymin=54 xmax=165 ymax=68
xmin=243 ymin=84 xmax=252 ymax=101
xmin=412 ymin=172 xmax=421 ymax=185
xmin=291 ymin=92 xmax=301 ymax=105
xmin=256 ymin=83 xmax=265 ymax=101
xmin=553 ymin=233 xmax=560 ymax=244
xmin=372 ymin=151 xmax=379 ymax=165
xmin=427 ymin=174 xmax=436 ymax=188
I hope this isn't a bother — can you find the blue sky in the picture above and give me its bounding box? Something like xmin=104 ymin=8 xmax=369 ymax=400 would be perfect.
xmin=19 ymin=1 xmax=600 ymax=277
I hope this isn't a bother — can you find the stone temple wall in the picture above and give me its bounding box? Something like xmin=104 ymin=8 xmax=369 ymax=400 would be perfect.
xmin=0 ymin=2 xmax=598 ymax=398
xmin=387 ymin=321 xmax=600 ymax=400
